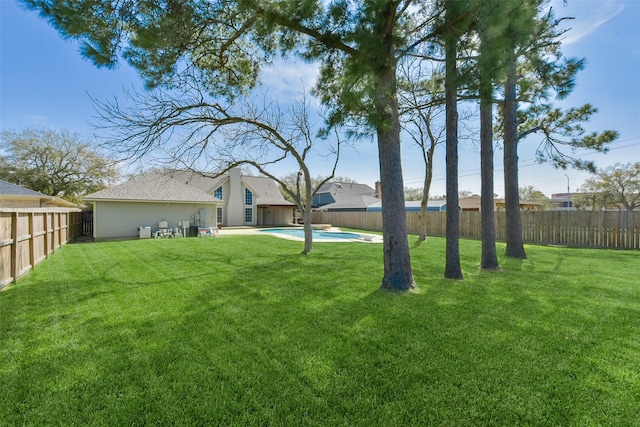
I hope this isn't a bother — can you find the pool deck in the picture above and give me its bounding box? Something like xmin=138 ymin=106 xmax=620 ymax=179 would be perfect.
xmin=217 ymin=226 xmax=382 ymax=243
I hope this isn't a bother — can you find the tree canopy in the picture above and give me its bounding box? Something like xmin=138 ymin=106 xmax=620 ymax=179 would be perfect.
xmin=0 ymin=127 xmax=118 ymax=203
xmin=519 ymin=185 xmax=552 ymax=210
xmin=578 ymin=163 xmax=640 ymax=212
xmin=24 ymin=0 xmax=443 ymax=289
xmin=493 ymin=1 xmax=617 ymax=259
xmin=21 ymin=0 xmax=620 ymax=289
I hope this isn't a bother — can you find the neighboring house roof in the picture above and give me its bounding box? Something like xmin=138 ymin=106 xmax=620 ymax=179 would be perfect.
xmin=0 ymin=179 xmax=47 ymax=198
xmin=459 ymin=196 xmax=540 ymax=211
xmin=84 ymin=174 xmax=221 ymax=203
xmin=161 ymin=170 xmax=294 ymax=206
xmin=0 ymin=179 xmax=77 ymax=208
xmin=366 ymin=200 xmax=449 ymax=212
xmin=313 ymin=182 xmax=380 ymax=211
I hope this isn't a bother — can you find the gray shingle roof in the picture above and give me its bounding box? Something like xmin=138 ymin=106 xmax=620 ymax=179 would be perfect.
xmin=163 ymin=170 xmax=227 ymax=194
xmin=84 ymin=174 xmax=221 ymax=203
xmin=314 ymin=182 xmax=379 ymax=210
xmin=0 ymin=179 xmax=49 ymax=197
xmin=0 ymin=179 xmax=77 ymax=208
xmin=160 ymin=170 xmax=293 ymax=206
xmin=242 ymin=175 xmax=294 ymax=206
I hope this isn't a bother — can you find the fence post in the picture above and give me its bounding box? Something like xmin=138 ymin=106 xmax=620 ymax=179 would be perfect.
xmin=625 ymin=210 xmax=631 ymax=249
xmin=44 ymin=212 xmax=50 ymax=258
xmin=10 ymin=212 xmax=18 ymax=284
xmin=28 ymin=212 xmax=35 ymax=271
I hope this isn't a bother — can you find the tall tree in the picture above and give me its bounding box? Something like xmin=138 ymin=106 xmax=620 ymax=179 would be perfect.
xmin=499 ymin=4 xmax=618 ymax=258
xmin=22 ymin=0 xmax=453 ymax=290
xmin=398 ymin=61 xmax=445 ymax=242
xmin=94 ymin=89 xmax=339 ymax=254
xmin=0 ymin=127 xmax=118 ymax=203
xmin=578 ymin=163 xmax=640 ymax=213
xmin=500 ymin=2 xmax=539 ymax=259
xmin=475 ymin=0 xmax=510 ymax=270
xmin=442 ymin=0 xmax=475 ymax=280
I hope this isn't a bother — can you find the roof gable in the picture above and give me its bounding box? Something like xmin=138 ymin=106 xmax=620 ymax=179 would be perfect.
xmin=242 ymin=175 xmax=294 ymax=206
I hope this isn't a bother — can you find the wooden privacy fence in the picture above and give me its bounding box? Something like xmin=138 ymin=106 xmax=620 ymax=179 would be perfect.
xmin=311 ymin=210 xmax=640 ymax=250
xmin=0 ymin=208 xmax=81 ymax=290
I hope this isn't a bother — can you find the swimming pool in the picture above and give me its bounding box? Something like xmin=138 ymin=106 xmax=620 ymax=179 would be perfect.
xmin=260 ymin=227 xmax=363 ymax=241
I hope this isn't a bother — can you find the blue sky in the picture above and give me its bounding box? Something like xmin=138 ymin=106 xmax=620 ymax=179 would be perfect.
xmin=1 ymin=0 xmax=639 ymax=197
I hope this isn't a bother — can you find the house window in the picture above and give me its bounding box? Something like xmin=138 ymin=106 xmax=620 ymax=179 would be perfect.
xmin=217 ymin=207 xmax=223 ymax=224
xmin=245 ymin=188 xmax=253 ymax=205
xmin=214 ymin=186 xmax=222 ymax=199
xmin=245 ymin=207 xmax=253 ymax=223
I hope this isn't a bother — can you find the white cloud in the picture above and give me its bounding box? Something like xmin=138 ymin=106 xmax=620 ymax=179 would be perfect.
xmin=259 ymin=59 xmax=320 ymax=101
xmin=551 ymin=0 xmax=625 ymax=45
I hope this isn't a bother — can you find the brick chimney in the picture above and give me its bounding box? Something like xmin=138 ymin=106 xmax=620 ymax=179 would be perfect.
xmin=375 ymin=181 xmax=382 ymax=199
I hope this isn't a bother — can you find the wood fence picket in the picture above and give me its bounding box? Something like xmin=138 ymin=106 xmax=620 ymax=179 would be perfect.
xmin=0 ymin=208 xmax=81 ymax=289
xmin=311 ymin=210 xmax=640 ymax=250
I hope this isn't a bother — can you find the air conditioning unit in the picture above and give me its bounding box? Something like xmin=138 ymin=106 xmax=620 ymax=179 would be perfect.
xmin=137 ymin=226 xmax=151 ymax=239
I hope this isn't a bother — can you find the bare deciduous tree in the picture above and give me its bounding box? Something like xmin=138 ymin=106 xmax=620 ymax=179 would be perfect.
xmin=93 ymin=89 xmax=341 ymax=254
xmin=399 ymin=62 xmax=445 ymax=243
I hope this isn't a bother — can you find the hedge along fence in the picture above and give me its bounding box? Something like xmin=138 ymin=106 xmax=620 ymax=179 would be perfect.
xmin=0 ymin=208 xmax=81 ymax=290
xmin=311 ymin=210 xmax=640 ymax=250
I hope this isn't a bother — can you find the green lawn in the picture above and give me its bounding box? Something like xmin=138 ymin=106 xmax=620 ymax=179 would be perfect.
xmin=1 ymin=234 xmax=639 ymax=426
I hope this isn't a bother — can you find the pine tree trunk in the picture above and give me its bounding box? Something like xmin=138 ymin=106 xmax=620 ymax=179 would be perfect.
xmin=376 ymin=9 xmax=416 ymax=291
xmin=478 ymin=25 xmax=499 ymax=270
xmin=444 ymin=22 xmax=463 ymax=280
xmin=503 ymin=52 xmax=527 ymax=259
xmin=480 ymin=92 xmax=499 ymax=269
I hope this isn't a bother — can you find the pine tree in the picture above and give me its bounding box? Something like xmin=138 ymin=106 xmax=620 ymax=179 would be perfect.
xmin=23 ymin=0 xmax=446 ymax=290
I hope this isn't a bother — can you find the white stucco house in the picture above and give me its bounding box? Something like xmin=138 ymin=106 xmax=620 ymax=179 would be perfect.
xmin=83 ymin=168 xmax=296 ymax=240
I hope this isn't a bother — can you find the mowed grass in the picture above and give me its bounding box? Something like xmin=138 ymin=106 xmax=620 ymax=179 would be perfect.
xmin=1 ymin=233 xmax=639 ymax=426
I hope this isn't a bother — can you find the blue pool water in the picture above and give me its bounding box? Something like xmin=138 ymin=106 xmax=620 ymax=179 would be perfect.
xmin=260 ymin=228 xmax=362 ymax=240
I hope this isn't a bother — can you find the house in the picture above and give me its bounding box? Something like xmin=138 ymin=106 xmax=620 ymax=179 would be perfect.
xmin=83 ymin=168 xmax=295 ymax=240
xmin=459 ymin=196 xmax=540 ymax=211
xmin=313 ymin=182 xmax=380 ymax=212
xmin=550 ymin=193 xmax=577 ymax=210
xmin=84 ymin=173 xmax=221 ymax=240
xmin=366 ymin=200 xmax=450 ymax=212
xmin=314 ymin=181 xmax=453 ymax=213
xmin=0 ymin=179 xmax=76 ymax=208
xmin=167 ymin=169 xmax=295 ymax=226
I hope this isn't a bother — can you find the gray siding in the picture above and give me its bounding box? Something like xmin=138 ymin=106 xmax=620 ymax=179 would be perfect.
xmin=92 ymin=201 xmax=216 ymax=240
